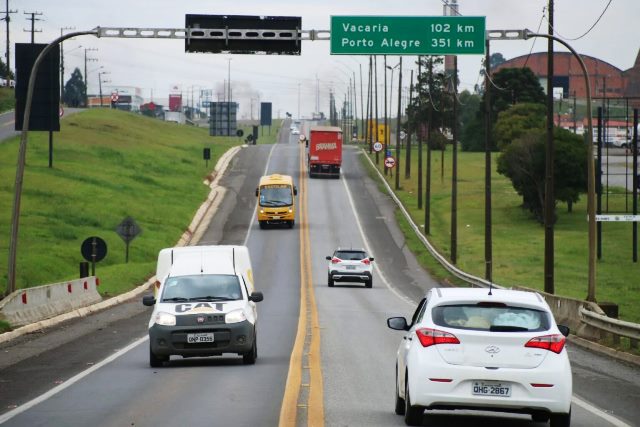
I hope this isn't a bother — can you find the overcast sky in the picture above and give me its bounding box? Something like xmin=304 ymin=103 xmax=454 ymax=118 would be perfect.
xmin=10 ymin=0 xmax=640 ymax=119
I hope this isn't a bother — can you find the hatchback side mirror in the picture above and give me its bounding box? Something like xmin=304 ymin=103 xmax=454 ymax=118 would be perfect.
xmin=387 ymin=317 xmax=409 ymax=331
xmin=325 ymin=256 xmax=332 ymax=260
xmin=558 ymin=324 xmax=570 ymax=337
xmin=142 ymin=295 xmax=156 ymax=306
xmin=249 ymin=291 xmax=264 ymax=303
xmin=369 ymin=257 xmax=375 ymax=262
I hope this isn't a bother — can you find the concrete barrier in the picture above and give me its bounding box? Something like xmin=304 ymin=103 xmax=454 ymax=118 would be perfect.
xmin=0 ymin=277 xmax=102 ymax=327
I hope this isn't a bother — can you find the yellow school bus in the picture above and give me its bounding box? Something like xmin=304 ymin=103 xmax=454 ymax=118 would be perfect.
xmin=255 ymin=174 xmax=298 ymax=229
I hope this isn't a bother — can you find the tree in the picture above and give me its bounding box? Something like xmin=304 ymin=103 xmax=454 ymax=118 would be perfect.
xmin=63 ymin=68 xmax=85 ymax=107
xmin=406 ymin=56 xmax=452 ymax=148
xmin=489 ymin=52 xmax=506 ymax=69
xmin=461 ymin=67 xmax=546 ymax=152
xmin=493 ymin=103 xmax=546 ymax=150
xmin=0 ymin=57 xmax=14 ymax=80
xmin=497 ymin=125 xmax=587 ymax=223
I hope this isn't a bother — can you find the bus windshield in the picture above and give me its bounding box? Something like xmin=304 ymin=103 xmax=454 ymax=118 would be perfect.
xmin=259 ymin=185 xmax=293 ymax=207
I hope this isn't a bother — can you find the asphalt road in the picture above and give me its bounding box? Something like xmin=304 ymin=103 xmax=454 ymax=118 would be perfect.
xmin=0 ymin=108 xmax=84 ymax=143
xmin=0 ymin=123 xmax=638 ymax=426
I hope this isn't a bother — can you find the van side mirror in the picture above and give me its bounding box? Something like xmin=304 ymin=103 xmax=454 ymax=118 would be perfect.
xmin=558 ymin=324 xmax=570 ymax=337
xmin=142 ymin=295 xmax=156 ymax=306
xmin=294 ymin=186 xmax=298 ymax=196
xmin=249 ymin=291 xmax=264 ymax=303
xmin=255 ymin=188 xmax=259 ymax=197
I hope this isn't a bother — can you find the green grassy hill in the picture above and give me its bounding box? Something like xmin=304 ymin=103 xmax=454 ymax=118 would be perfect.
xmin=0 ymin=109 xmax=274 ymax=299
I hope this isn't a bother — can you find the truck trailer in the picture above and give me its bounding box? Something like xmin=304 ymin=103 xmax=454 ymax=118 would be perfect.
xmin=308 ymin=126 xmax=343 ymax=178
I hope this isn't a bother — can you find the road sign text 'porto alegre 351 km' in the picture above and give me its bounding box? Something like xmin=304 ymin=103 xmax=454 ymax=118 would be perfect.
xmin=330 ymin=16 xmax=485 ymax=56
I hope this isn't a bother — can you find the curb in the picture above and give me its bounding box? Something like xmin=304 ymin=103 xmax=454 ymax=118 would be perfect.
xmin=0 ymin=144 xmax=243 ymax=345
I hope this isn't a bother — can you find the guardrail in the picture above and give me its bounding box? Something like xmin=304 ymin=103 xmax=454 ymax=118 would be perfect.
xmin=580 ymin=307 xmax=640 ymax=342
xmin=362 ymin=148 xmax=639 ymax=351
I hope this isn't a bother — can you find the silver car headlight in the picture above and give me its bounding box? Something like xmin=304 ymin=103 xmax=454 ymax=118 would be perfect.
xmin=225 ymin=309 xmax=247 ymax=324
xmin=154 ymin=311 xmax=176 ymax=326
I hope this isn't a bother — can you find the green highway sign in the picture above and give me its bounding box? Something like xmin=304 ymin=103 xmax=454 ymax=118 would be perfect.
xmin=330 ymin=16 xmax=485 ymax=55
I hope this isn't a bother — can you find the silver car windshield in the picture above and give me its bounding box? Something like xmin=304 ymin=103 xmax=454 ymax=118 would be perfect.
xmin=432 ymin=304 xmax=550 ymax=332
xmin=161 ymin=274 xmax=242 ymax=302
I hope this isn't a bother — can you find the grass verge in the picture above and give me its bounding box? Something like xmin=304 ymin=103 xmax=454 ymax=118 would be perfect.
xmin=361 ymin=145 xmax=640 ymax=324
xmin=0 ymin=109 xmax=261 ymax=297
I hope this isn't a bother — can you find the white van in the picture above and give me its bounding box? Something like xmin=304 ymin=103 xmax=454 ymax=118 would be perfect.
xmin=143 ymin=245 xmax=263 ymax=367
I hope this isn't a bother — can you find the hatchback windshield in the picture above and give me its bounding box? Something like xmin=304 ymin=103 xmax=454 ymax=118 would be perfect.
xmin=335 ymin=250 xmax=366 ymax=260
xmin=260 ymin=185 xmax=293 ymax=207
xmin=161 ymin=274 xmax=242 ymax=301
xmin=432 ymin=304 xmax=550 ymax=332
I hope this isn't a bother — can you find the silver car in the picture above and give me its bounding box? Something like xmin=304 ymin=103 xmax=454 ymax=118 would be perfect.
xmin=326 ymin=248 xmax=374 ymax=288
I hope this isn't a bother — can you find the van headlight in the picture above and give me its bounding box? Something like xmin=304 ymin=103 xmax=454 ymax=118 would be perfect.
xmin=154 ymin=311 xmax=176 ymax=326
xmin=225 ymin=309 xmax=247 ymax=324
xmin=288 ymin=208 xmax=293 ymax=213
xmin=259 ymin=209 xmax=264 ymax=214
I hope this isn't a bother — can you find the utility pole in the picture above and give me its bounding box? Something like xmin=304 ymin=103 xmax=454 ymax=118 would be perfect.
xmin=59 ymin=26 xmax=75 ymax=101
xmin=484 ymin=37 xmax=493 ymax=282
xmin=23 ymin=11 xmax=43 ymax=44
xmin=544 ymin=0 xmax=555 ymax=294
xmin=1 ymin=1 xmax=17 ymax=84
xmin=98 ymin=71 xmax=109 ymax=107
xmin=384 ymin=55 xmax=388 ymax=175
xmin=227 ymin=57 xmax=232 ymax=135
xmin=395 ymin=56 xmax=402 ymax=190
xmin=84 ymin=47 xmax=98 ymax=107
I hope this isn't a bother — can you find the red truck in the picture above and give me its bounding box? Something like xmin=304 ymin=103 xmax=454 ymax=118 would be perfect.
xmin=308 ymin=126 xmax=343 ymax=178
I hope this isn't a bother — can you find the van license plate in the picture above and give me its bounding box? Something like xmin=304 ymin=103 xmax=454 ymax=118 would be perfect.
xmin=472 ymin=381 xmax=511 ymax=397
xmin=187 ymin=333 xmax=214 ymax=343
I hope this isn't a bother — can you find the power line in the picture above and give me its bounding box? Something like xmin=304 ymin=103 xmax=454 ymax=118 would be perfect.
xmin=523 ymin=6 xmax=547 ymax=68
xmin=546 ymin=0 xmax=613 ymax=41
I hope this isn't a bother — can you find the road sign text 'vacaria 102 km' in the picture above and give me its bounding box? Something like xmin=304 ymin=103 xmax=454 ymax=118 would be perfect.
xmin=330 ymin=16 xmax=485 ymax=55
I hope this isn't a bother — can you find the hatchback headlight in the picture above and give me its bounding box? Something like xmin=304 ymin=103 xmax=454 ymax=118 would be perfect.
xmin=154 ymin=311 xmax=176 ymax=326
xmin=225 ymin=309 xmax=247 ymax=324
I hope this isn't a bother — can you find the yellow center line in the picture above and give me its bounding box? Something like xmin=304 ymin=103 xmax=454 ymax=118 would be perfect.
xmin=279 ymin=142 xmax=324 ymax=427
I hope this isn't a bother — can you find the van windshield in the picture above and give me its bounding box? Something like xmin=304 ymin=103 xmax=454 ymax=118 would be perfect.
xmin=161 ymin=274 xmax=242 ymax=301
xmin=260 ymin=185 xmax=293 ymax=207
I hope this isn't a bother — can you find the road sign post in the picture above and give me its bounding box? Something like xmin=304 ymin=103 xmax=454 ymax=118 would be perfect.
xmin=330 ymin=16 xmax=485 ymax=55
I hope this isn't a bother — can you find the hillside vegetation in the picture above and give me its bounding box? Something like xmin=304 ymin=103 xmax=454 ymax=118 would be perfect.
xmin=0 ymin=109 xmax=278 ymax=298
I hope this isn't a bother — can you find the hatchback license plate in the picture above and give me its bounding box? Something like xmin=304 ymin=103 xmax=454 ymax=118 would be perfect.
xmin=472 ymin=381 xmax=511 ymax=397
xmin=346 ymin=265 xmax=356 ymax=270
xmin=187 ymin=333 xmax=214 ymax=343
xmin=271 ymin=216 xmax=280 ymax=219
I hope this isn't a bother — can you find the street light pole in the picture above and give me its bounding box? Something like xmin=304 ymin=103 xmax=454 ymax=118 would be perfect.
xmin=488 ymin=29 xmax=597 ymax=301
xmin=59 ymin=26 xmax=74 ymax=101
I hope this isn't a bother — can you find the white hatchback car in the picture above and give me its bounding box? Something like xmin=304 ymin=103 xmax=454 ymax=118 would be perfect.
xmin=326 ymin=248 xmax=374 ymax=288
xmin=387 ymin=287 xmax=572 ymax=426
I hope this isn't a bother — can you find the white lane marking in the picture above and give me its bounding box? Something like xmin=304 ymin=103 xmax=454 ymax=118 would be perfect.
xmin=0 ymin=335 xmax=149 ymax=424
xmin=243 ymin=143 xmax=278 ymax=247
xmin=572 ymin=395 xmax=632 ymax=427
xmin=340 ymin=155 xmax=414 ymax=307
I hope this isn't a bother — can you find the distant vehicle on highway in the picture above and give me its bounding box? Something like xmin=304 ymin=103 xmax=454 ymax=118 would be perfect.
xmin=326 ymin=248 xmax=374 ymax=288
xmin=255 ymin=173 xmax=298 ymax=229
xmin=291 ymin=128 xmax=300 ymax=135
xmin=142 ymin=245 xmax=263 ymax=367
xmin=308 ymin=126 xmax=343 ymax=178
xmin=387 ymin=287 xmax=572 ymax=426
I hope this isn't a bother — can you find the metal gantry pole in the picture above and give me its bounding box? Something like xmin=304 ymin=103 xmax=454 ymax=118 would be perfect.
xmin=484 ymin=37 xmax=493 ymax=282
xmin=7 ymin=29 xmax=98 ymax=295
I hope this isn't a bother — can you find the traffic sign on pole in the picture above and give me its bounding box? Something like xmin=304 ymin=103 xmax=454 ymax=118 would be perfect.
xmin=373 ymin=141 xmax=383 ymax=152
xmin=330 ymin=16 xmax=485 ymax=55
xmin=384 ymin=156 xmax=396 ymax=169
